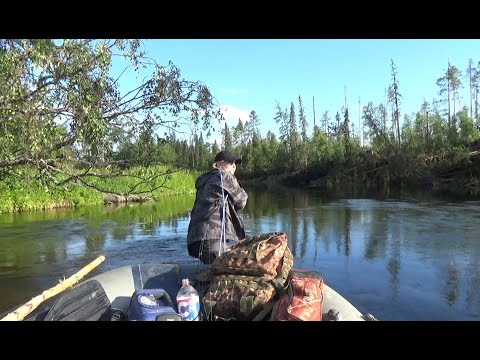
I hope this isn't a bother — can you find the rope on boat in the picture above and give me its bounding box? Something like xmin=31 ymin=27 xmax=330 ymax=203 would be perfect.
xmin=219 ymin=169 xmax=228 ymax=255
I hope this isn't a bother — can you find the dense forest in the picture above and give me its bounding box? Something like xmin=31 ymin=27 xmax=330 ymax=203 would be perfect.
xmin=1 ymin=39 xmax=480 ymax=213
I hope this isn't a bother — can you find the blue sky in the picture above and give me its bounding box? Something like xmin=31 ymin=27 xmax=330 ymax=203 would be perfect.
xmin=115 ymin=39 xmax=480 ymax=143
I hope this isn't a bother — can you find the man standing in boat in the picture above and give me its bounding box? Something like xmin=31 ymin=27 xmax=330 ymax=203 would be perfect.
xmin=187 ymin=150 xmax=248 ymax=264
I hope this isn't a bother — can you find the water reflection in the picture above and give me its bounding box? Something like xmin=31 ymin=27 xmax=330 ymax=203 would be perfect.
xmin=444 ymin=258 xmax=459 ymax=306
xmin=85 ymin=233 xmax=107 ymax=255
xmin=465 ymin=250 xmax=480 ymax=315
xmin=387 ymin=221 xmax=401 ymax=295
xmin=1 ymin=187 xmax=480 ymax=320
xmin=243 ymin=187 xmax=480 ymax=320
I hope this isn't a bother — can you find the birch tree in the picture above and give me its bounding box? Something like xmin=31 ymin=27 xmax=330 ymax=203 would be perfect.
xmin=0 ymin=39 xmax=223 ymax=195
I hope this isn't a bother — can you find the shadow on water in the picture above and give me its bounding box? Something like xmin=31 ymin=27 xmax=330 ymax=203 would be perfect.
xmin=1 ymin=185 xmax=480 ymax=320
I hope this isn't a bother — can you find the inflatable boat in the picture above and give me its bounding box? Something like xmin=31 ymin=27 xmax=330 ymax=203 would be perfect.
xmin=2 ymin=262 xmax=370 ymax=321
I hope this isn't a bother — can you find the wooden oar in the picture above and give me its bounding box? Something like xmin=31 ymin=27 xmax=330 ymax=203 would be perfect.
xmin=0 ymin=255 xmax=106 ymax=321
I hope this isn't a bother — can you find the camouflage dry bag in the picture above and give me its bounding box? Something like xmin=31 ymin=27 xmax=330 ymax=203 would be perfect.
xmin=203 ymin=232 xmax=293 ymax=321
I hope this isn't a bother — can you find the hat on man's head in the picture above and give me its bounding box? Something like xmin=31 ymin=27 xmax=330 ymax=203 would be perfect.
xmin=214 ymin=150 xmax=242 ymax=164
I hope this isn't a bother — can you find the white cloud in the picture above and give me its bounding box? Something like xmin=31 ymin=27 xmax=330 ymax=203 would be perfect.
xmin=206 ymin=105 xmax=251 ymax=145
xmin=220 ymin=104 xmax=250 ymax=126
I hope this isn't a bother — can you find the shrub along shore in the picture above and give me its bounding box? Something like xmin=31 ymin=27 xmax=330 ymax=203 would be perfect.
xmin=0 ymin=165 xmax=199 ymax=214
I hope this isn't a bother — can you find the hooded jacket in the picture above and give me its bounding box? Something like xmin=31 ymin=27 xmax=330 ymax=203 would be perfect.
xmin=187 ymin=168 xmax=248 ymax=249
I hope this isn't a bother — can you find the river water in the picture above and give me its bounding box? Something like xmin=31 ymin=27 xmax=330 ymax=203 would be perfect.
xmin=1 ymin=185 xmax=479 ymax=320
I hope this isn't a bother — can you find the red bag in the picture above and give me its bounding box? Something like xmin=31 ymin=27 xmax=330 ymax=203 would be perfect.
xmin=270 ymin=269 xmax=323 ymax=321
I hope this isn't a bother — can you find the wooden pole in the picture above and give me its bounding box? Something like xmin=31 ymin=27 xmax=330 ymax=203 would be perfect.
xmin=1 ymin=255 xmax=106 ymax=321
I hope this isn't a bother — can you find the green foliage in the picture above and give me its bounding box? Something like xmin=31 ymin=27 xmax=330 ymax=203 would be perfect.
xmin=0 ymin=39 xmax=222 ymax=196
xmin=3 ymin=48 xmax=480 ymax=211
xmin=0 ymin=164 xmax=198 ymax=213
xmin=428 ymin=113 xmax=449 ymax=153
xmin=87 ymin=165 xmax=198 ymax=196
xmin=429 ymin=146 xmax=471 ymax=175
xmin=402 ymin=114 xmax=427 ymax=156
xmin=458 ymin=108 xmax=480 ymax=144
xmin=308 ymin=128 xmax=331 ymax=165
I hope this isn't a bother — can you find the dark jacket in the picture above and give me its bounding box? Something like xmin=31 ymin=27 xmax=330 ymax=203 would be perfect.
xmin=187 ymin=168 xmax=248 ymax=249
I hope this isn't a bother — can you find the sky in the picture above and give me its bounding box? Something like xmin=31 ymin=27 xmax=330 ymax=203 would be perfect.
xmin=114 ymin=39 xmax=480 ymax=144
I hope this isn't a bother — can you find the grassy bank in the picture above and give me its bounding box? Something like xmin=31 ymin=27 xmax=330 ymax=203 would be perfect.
xmin=0 ymin=165 xmax=200 ymax=214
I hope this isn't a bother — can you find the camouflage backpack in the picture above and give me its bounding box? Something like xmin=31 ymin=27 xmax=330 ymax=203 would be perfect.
xmin=202 ymin=232 xmax=294 ymax=321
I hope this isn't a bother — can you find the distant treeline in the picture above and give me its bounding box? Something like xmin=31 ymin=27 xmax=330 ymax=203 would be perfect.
xmin=1 ymin=40 xmax=479 ymax=213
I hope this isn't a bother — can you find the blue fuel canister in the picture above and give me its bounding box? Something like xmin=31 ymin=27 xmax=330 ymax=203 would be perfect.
xmin=127 ymin=289 xmax=182 ymax=321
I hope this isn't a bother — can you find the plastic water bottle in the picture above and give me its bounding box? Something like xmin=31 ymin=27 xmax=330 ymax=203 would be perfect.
xmin=176 ymin=278 xmax=200 ymax=321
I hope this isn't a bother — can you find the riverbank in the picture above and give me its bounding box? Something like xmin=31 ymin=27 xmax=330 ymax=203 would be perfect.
xmin=102 ymin=193 xmax=153 ymax=204
xmin=242 ymin=140 xmax=480 ymax=197
xmin=242 ymin=170 xmax=480 ymax=198
xmin=0 ymin=165 xmax=198 ymax=214
xmin=2 ymin=147 xmax=480 ymax=214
